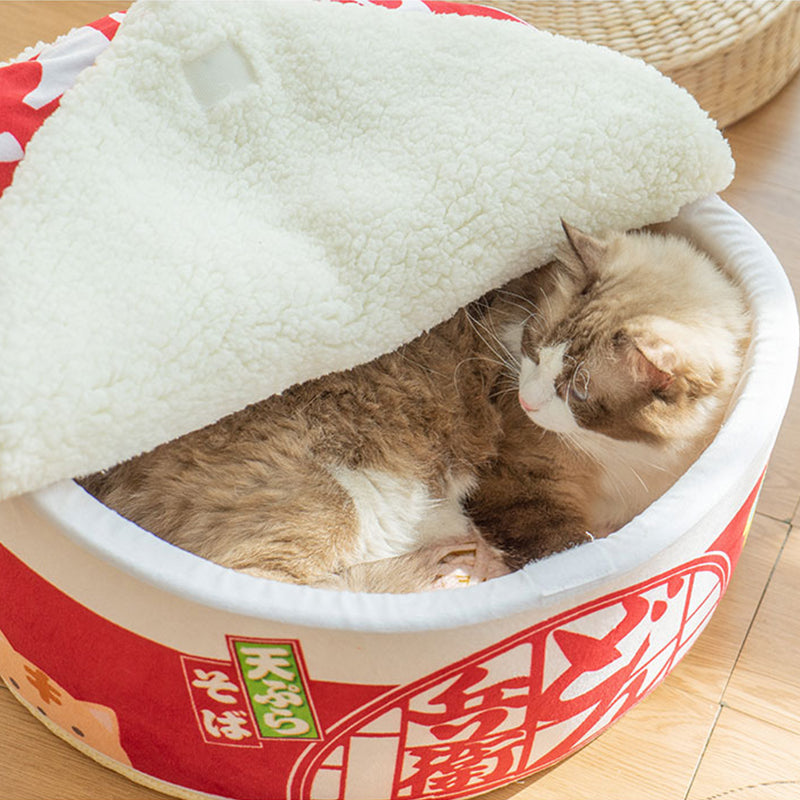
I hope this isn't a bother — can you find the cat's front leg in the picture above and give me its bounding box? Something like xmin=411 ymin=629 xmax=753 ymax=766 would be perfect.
xmin=325 ymin=535 xmax=511 ymax=593
xmin=470 ymin=501 xmax=593 ymax=570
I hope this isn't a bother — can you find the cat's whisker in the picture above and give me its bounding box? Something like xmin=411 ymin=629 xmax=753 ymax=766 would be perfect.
xmin=492 ymin=368 xmax=520 ymax=383
xmin=461 ymin=353 xmax=509 ymax=369
xmin=495 ymin=288 xmax=543 ymax=316
xmin=560 ymin=433 xmax=630 ymax=511
xmin=492 ymin=293 xmax=548 ymax=341
xmin=466 ymin=322 xmax=507 ymax=366
xmin=494 ymin=298 xmax=542 ymax=326
xmin=397 ymin=350 xmax=449 ymax=379
xmin=451 ymin=355 xmax=513 ymax=401
xmin=578 ymin=444 xmax=629 ymax=507
xmin=452 ymin=354 xmax=508 ymax=385
xmin=560 ymin=432 xmax=597 ymax=464
xmin=493 ymin=383 xmax=522 ymax=399
xmin=537 ymin=284 xmax=554 ymax=319
xmin=635 ymin=457 xmax=672 ymax=476
xmin=628 ymin=466 xmax=649 ymax=494
xmin=500 ymin=307 xmax=542 ymax=339
xmin=489 ymin=384 xmax=521 ymax=401
xmin=466 ymin=312 xmax=520 ymax=372
xmin=476 ymin=311 xmax=521 ymax=362
xmin=496 ymin=298 xmax=541 ymax=317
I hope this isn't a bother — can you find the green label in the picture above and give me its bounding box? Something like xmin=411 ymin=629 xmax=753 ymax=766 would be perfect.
xmin=232 ymin=640 xmax=319 ymax=739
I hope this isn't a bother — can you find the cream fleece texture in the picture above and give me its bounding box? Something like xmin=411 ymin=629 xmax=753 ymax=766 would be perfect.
xmin=0 ymin=0 xmax=733 ymax=499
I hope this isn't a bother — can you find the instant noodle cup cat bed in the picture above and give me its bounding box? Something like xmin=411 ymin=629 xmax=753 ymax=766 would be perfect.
xmin=0 ymin=3 xmax=798 ymax=800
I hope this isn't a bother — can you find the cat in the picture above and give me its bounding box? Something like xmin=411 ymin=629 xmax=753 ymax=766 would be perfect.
xmin=80 ymin=222 xmax=749 ymax=592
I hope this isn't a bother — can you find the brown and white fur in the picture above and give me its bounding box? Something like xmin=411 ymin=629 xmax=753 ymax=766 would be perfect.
xmin=80 ymin=223 xmax=749 ymax=592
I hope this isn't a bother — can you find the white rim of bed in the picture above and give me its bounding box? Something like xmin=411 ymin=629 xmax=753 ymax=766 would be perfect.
xmin=28 ymin=195 xmax=799 ymax=633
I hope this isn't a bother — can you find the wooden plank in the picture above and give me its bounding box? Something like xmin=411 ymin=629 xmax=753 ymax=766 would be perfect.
xmin=0 ymin=1 xmax=131 ymax=63
xmin=722 ymin=527 xmax=800 ymax=736
xmin=491 ymin=685 xmax=719 ymax=800
xmin=687 ymin=706 xmax=800 ymax=800
xmin=664 ymin=515 xmax=789 ymax=704
xmin=0 ymin=685 xmax=168 ymax=800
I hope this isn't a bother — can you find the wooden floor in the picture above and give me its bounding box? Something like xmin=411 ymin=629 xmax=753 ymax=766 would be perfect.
xmin=1 ymin=3 xmax=800 ymax=799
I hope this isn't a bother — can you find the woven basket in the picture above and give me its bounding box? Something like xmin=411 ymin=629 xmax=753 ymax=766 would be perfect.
xmin=465 ymin=0 xmax=800 ymax=128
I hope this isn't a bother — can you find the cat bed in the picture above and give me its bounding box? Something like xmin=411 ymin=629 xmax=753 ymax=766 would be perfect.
xmin=0 ymin=4 xmax=798 ymax=800
xmin=0 ymin=194 xmax=796 ymax=800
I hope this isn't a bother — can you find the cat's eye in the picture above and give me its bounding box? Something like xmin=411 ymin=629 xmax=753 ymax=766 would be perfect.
xmin=568 ymin=369 xmax=590 ymax=401
xmin=569 ymin=384 xmax=589 ymax=402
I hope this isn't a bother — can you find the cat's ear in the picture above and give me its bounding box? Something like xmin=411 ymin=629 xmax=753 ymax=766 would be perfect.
xmin=629 ymin=340 xmax=676 ymax=393
xmin=628 ymin=318 xmax=724 ymax=398
xmin=560 ymin=219 xmax=608 ymax=273
xmin=615 ymin=326 xmax=677 ymax=394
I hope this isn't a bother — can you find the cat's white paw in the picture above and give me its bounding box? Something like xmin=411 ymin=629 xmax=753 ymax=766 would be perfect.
xmin=431 ymin=539 xmax=510 ymax=590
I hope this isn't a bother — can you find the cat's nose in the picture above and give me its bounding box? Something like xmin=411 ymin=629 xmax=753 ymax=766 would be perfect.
xmin=519 ymin=393 xmax=540 ymax=413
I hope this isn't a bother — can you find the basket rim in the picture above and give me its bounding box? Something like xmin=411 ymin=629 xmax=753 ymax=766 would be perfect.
xmin=657 ymin=1 xmax=800 ymax=73
xmin=483 ymin=0 xmax=800 ymax=72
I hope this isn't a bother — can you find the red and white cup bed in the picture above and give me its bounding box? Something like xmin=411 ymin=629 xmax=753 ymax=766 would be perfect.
xmin=0 ymin=5 xmax=797 ymax=800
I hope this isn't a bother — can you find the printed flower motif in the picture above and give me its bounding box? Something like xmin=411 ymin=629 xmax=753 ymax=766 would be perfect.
xmin=0 ymin=60 xmax=50 ymax=193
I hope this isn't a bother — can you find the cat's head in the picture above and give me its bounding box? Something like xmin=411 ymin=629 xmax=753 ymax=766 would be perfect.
xmin=498 ymin=221 xmax=749 ymax=451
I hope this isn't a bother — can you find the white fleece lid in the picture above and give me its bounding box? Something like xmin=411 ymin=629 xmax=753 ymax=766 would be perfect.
xmin=0 ymin=0 xmax=734 ymax=500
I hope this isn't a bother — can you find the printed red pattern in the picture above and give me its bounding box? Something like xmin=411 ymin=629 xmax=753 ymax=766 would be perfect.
xmin=288 ymin=484 xmax=756 ymax=800
xmin=0 ymin=16 xmax=122 ymax=195
xmin=0 ymin=480 xmax=759 ymax=799
xmin=0 ymin=60 xmax=53 ymax=192
xmin=291 ymin=557 xmax=735 ymax=799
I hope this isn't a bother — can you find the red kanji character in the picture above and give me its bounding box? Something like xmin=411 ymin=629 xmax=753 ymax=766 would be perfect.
xmin=407 ymin=664 xmax=529 ymax=741
xmin=400 ymin=729 xmax=524 ymax=795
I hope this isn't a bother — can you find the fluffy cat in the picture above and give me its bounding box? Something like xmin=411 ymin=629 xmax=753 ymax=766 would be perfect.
xmin=80 ymin=223 xmax=749 ymax=592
